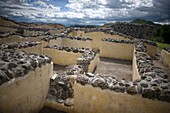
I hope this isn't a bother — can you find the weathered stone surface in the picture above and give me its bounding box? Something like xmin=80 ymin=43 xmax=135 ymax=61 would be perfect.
xmin=142 ymin=88 xmax=156 ymax=99
xmin=102 ymin=38 xmax=134 ymax=44
xmin=64 ymin=98 xmax=74 ymax=106
xmin=0 ymin=50 xmax=51 ymax=85
xmin=0 ymin=41 xmax=41 ymax=50
xmin=127 ymin=85 xmax=138 ymax=95
xmin=47 ymin=71 xmax=74 ymax=104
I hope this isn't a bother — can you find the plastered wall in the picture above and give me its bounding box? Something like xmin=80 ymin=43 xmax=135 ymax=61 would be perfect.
xmin=63 ymin=38 xmax=92 ymax=48
xmin=132 ymin=49 xmax=141 ymax=81
xmin=48 ymin=29 xmax=64 ymax=35
xmin=68 ymin=31 xmax=84 ymax=37
xmin=0 ymin=63 xmax=53 ymax=113
xmin=100 ymin=41 xmax=134 ymax=60
xmin=16 ymin=44 xmax=43 ymax=54
xmin=43 ymin=48 xmax=81 ymax=66
xmin=88 ymin=54 xmax=99 ymax=73
xmin=160 ymin=50 xmax=170 ymax=68
xmin=49 ymin=39 xmax=63 ymax=46
xmin=145 ymin=44 xmax=157 ymax=56
xmin=84 ymin=32 xmax=128 ymax=50
xmin=73 ymin=83 xmax=170 ymax=113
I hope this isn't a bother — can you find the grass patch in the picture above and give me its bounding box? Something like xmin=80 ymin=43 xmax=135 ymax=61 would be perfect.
xmin=157 ymin=42 xmax=170 ymax=50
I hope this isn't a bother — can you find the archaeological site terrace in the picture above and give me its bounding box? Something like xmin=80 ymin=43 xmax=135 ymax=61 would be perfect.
xmin=0 ymin=17 xmax=170 ymax=113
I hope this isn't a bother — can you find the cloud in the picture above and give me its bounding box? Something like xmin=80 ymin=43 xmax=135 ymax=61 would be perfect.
xmin=0 ymin=0 xmax=169 ymax=25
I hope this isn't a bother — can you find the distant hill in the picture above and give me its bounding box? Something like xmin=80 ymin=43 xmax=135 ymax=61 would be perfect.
xmin=70 ymin=24 xmax=98 ymax=28
xmin=102 ymin=19 xmax=161 ymax=28
xmin=130 ymin=19 xmax=156 ymax=25
xmin=0 ymin=16 xmax=20 ymax=26
xmin=0 ymin=16 xmax=65 ymax=28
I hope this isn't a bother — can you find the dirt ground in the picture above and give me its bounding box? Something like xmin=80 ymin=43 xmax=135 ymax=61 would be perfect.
xmin=94 ymin=57 xmax=132 ymax=81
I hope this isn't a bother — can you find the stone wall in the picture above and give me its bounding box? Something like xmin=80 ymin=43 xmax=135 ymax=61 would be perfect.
xmin=63 ymin=38 xmax=92 ymax=49
xmin=43 ymin=47 xmax=81 ymax=66
xmin=42 ymin=35 xmax=93 ymax=49
xmin=0 ymin=49 xmax=53 ymax=113
xmin=73 ymin=83 xmax=170 ymax=113
xmin=43 ymin=46 xmax=98 ymax=72
xmin=0 ymin=63 xmax=53 ymax=113
xmin=0 ymin=41 xmax=43 ymax=54
xmin=160 ymin=49 xmax=170 ymax=68
xmin=45 ymin=41 xmax=170 ymax=112
xmin=100 ymin=38 xmax=134 ymax=60
xmin=84 ymin=31 xmax=128 ymax=50
xmin=110 ymin=22 xmax=153 ymax=39
xmin=132 ymin=48 xmax=141 ymax=81
xmin=16 ymin=44 xmax=43 ymax=54
xmin=45 ymin=66 xmax=170 ymax=113
xmin=0 ymin=35 xmax=45 ymax=43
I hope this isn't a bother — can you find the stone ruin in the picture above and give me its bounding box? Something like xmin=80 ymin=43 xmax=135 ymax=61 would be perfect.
xmin=0 ymin=22 xmax=170 ymax=113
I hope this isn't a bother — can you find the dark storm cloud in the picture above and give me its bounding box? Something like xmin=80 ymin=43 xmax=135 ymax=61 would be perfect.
xmin=0 ymin=0 xmax=169 ymax=25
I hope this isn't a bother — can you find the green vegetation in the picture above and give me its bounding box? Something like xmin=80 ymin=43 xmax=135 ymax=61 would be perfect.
xmin=132 ymin=19 xmax=170 ymax=44
xmin=153 ymin=25 xmax=170 ymax=44
xmin=157 ymin=42 xmax=170 ymax=50
xmin=131 ymin=19 xmax=156 ymax=25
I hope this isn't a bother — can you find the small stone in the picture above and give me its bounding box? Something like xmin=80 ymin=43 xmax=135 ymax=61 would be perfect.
xmin=64 ymin=98 xmax=74 ymax=106
xmin=0 ymin=70 xmax=9 ymax=84
xmin=142 ymin=88 xmax=155 ymax=99
xmin=57 ymin=99 xmax=64 ymax=103
xmin=140 ymin=80 xmax=149 ymax=88
xmin=160 ymin=83 xmax=169 ymax=89
xmin=111 ymin=85 xmax=125 ymax=92
xmin=86 ymin=73 xmax=94 ymax=77
xmin=127 ymin=85 xmax=138 ymax=95
xmin=8 ymin=62 xmax=17 ymax=69
xmin=57 ymin=81 xmax=65 ymax=86
xmin=50 ymin=88 xmax=57 ymax=95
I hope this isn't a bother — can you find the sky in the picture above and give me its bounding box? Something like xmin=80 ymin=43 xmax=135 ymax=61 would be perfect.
xmin=0 ymin=0 xmax=170 ymax=25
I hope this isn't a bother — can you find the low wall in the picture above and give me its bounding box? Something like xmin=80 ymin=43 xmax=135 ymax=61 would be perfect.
xmin=160 ymin=49 xmax=170 ymax=68
xmin=88 ymin=54 xmax=99 ymax=73
xmin=63 ymin=38 xmax=92 ymax=48
xmin=145 ymin=43 xmax=157 ymax=56
xmin=48 ymin=29 xmax=64 ymax=35
xmin=68 ymin=31 xmax=84 ymax=37
xmin=16 ymin=44 xmax=43 ymax=54
xmin=100 ymin=41 xmax=134 ymax=60
xmin=73 ymin=83 xmax=170 ymax=113
xmin=0 ymin=35 xmax=44 ymax=43
xmin=84 ymin=32 xmax=128 ymax=50
xmin=43 ymin=48 xmax=81 ymax=66
xmin=0 ymin=63 xmax=53 ymax=113
xmin=132 ymin=49 xmax=141 ymax=81
xmin=49 ymin=38 xmax=63 ymax=46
